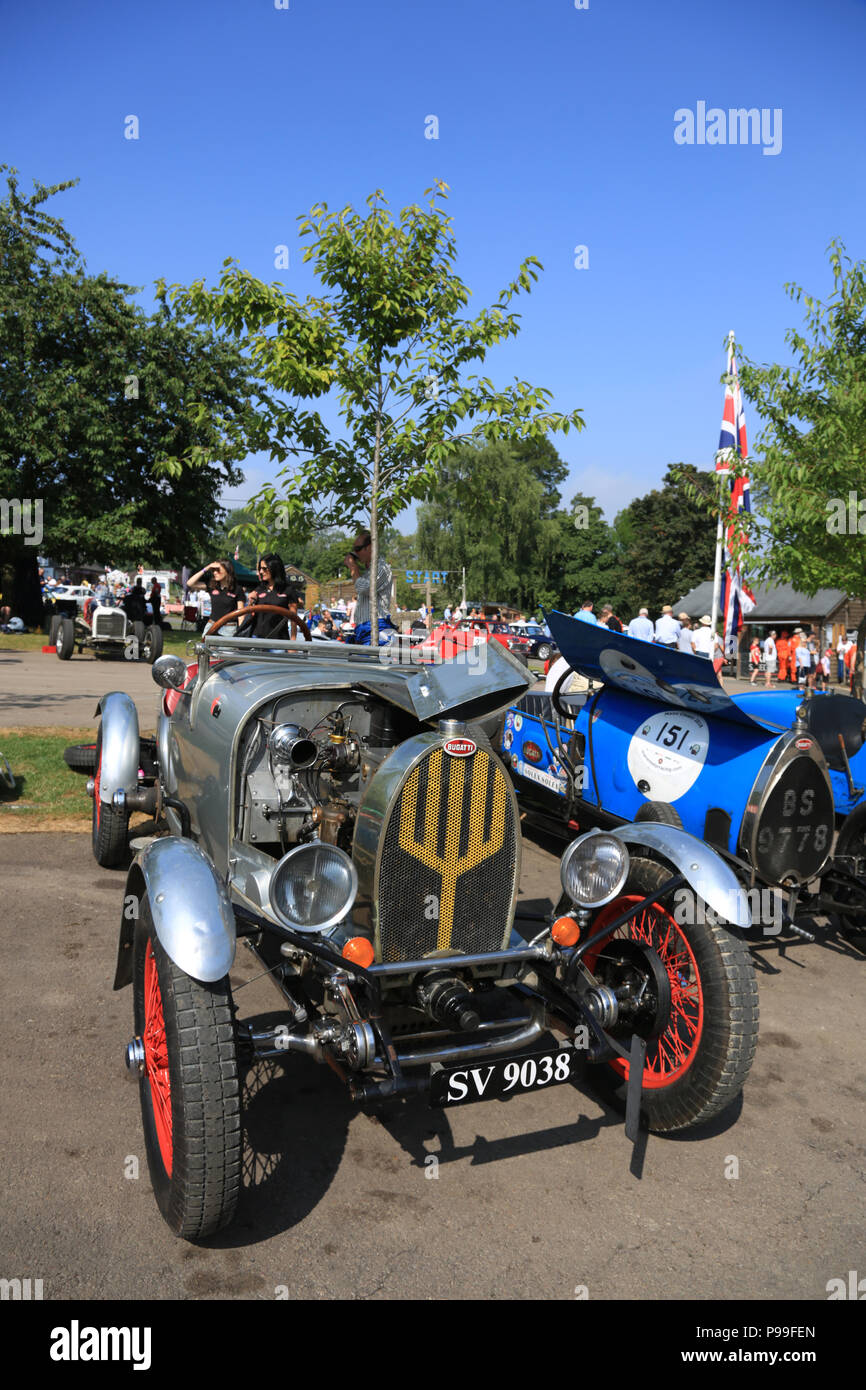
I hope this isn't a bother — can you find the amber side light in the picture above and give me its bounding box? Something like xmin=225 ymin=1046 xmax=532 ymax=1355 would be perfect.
xmin=551 ymin=916 xmax=581 ymax=947
xmin=342 ymin=937 xmax=375 ymax=968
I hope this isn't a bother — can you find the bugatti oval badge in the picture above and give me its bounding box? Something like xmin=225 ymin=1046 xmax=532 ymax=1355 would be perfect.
xmin=523 ymin=741 xmax=543 ymax=764
xmin=795 ymin=738 xmax=812 ymax=751
xmin=443 ymin=736 xmax=477 ymax=758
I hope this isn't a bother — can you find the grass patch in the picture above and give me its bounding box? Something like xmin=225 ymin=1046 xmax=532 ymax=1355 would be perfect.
xmin=0 ymin=728 xmax=95 ymax=825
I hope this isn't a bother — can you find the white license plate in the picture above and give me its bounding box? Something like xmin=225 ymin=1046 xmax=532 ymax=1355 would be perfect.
xmin=430 ymin=1047 xmax=577 ymax=1107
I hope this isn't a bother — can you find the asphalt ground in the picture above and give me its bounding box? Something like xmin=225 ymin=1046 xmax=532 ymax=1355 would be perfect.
xmin=0 ymin=644 xmax=171 ymax=731
xmin=0 ymin=643 xmax=826 ymax=732
xmin=1 ymin=643 xmax=864 ymax=1307
xmin=2 ymin=829 xmax=864 ymax=1303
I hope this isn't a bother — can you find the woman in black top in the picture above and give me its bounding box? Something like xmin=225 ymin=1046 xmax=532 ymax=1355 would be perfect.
xmin=239 ymin=554 xmax=301 ymax=639
xmin=187 ymin=558 xmax=246 ymax=634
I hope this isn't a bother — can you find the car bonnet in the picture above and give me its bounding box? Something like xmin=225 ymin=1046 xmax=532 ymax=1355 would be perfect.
xmin=545 ymin=610 xmax=781 ymax=733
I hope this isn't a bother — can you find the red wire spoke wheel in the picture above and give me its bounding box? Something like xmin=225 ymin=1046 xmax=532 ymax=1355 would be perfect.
xmin=143 ymin=940 xmax=173 ymax=1174
xmin=132 ymin=893 xmax=241 ymax=1240
xmin=585 ymin=896 xmax=703 ymax=1088
xmin=582 ymin=856 xmax=758 ymax=1132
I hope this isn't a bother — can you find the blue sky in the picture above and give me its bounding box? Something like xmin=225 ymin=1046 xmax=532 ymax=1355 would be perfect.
xmin=3 ymin=0 xmax=865 ymax=529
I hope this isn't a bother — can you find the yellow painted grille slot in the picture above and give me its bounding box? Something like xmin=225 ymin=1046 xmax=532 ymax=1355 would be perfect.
xmin=377 ymin=743 xmax=517 ymax=962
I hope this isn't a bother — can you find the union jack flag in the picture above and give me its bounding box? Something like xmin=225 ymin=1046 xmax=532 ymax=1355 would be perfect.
xmin=717 ymin=346 xmax=755 ymax=655
xmin=716 ymin=346 xmax=748 ymax=473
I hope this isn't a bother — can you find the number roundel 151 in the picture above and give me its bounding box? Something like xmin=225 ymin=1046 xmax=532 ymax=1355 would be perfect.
xmin=627 ymin=710 xmax=710 ymax=802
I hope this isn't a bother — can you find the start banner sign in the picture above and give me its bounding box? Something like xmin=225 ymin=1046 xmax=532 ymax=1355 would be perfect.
xmin=405 ymin=570 xmax=447 ymax=586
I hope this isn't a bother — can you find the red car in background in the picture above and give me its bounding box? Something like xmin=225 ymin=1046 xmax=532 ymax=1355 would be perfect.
xmin=424 ymin=618 xmax=531 ymax=665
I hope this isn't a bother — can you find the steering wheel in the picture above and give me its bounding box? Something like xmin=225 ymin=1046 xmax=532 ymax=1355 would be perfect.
xmin=206 ymin=604 xmax=311 ymax=642
xmin=552 ymin=665 xmax=578 ymax=721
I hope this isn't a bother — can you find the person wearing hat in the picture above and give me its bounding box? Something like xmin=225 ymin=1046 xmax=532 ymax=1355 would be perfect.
xmin=654 ymin=604 xmax=680 ymax=647
xmin=794 ymin=631 xmax=811 ymax=687
xmin=693 ymin=614 xmax=715 ymax=658
xmin=676 ymin=613 xmax=696 ymax=655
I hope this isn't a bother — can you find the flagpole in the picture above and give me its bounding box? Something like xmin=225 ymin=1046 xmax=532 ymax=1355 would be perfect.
xmin=710 ymin=330 xmax=736 ymax=640
xmin=709 ymin=481 xmax=725 ymax=637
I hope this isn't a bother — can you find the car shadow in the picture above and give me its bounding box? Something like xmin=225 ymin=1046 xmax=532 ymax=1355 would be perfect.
xmin=204 ymin=1010 xmax=351 ymax=1248
xmin=0 ymin=771 xmax=25 ymax=801
xmin=205 ymin=1009 xmax=678 ymax=1247
xmin=750 ymin=915 xmax=866 ymax=968
xmin=369 ymin=1077 xmax=630 ymax=1176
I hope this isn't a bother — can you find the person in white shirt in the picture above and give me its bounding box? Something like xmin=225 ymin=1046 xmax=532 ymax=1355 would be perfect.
xmin=545 ymin=655 xmax=590 ymax=697
xmin=795 ymin=635 xmax=811 ymax=687
xmin=837 ymin=635 xmax=851 ymax=684
xmin=763 ymin=630 xmax=778 ymax=687
xmin=693 ymin=614 xmax=714 ymax=657
xmin=627 ymin=608 xmax=654 ymax=641
xmin=654 ymin=605 xmax=680 ymax=647
xmin=677 ymin=614 xmax=696 ymax=655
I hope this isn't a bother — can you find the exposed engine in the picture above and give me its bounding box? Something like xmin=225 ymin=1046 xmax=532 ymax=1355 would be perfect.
xmin=235 ymin=690 xmax=418 ymax=859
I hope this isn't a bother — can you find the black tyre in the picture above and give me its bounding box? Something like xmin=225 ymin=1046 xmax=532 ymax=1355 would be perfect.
xmin=56 ymin=617 xmax=75 ymax=660
xmin=63 ymin=742 xmax=98 ymax=774
xmin=634 ymin=800 xmax=684 ymax=829
xmin=48 ymin=614 xmax=61 ymax=645
xmin=142 ymin=624 xmax=163 ymax=663
xmin=536 ymin=642 xmax=552 ymax=662
xmin=831 ymin=804 xmax=866 ymax=936
xmin=91 ymin=725 xmax=130 ymax=867
xmin=584 ymin=856 xmax=758 ymax=1132
xmin=132 ymin=893 xmax=241 ymax=1240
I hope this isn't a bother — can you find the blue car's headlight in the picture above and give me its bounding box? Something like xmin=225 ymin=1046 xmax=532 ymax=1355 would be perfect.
xmin=269 ymin=842 xmax=358 ymax=933
xmin=560 ymin=831 xmax=630 ymax=909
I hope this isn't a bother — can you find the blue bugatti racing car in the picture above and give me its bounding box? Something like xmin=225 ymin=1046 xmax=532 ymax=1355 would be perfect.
xmin=500 ymin=611 xmax=866 ymax=935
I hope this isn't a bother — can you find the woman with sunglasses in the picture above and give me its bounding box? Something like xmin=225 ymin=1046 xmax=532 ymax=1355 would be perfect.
xmin=186 ymin=558 xmax=246 ymax=635
xmin=239 ymin=553 xmax=302 ymax=639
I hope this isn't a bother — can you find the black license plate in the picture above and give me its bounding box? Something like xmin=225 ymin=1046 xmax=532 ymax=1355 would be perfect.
xmin=429 ymin=1046 xmax=578 ymax=1108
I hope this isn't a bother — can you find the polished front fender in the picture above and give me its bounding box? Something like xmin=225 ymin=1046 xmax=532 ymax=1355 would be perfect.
xmin=113 ymin=836 xmax=236 ymax=989
xmin=611 ymin=822 xmax=752 ymax=929
xmin=95 ymin=692 xmax=140 ymax=807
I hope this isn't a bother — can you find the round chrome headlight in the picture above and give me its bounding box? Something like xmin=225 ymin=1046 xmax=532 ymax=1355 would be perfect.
xmin=560 ymin=831 xmax=630 ymax=909
xmin=269 ymin=842 xmax=358 ymax=933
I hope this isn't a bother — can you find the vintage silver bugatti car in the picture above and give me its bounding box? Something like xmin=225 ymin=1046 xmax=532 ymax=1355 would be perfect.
xmin=87 ymin=604 xmax=759 ymax=1240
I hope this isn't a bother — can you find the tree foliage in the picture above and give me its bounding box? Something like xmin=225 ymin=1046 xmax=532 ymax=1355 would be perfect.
xmin=612 ymin=465 xmax=718 ymax=615
xmin=543 ymin=494 xmax=622 ymax=615
xmin=735 ymin=240 xmax=866 ymax=598
xmin=165 ymin=183 xmax=584 ymax=638
xmin=0 ymin=167 xmax=260 ymax=622
xmin=417 ymin=442 xmax=551 ymax=609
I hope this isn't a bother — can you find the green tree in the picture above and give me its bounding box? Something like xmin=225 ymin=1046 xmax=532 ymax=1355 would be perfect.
xmin=735 ymin=241 xmax=866 ymax=694
xmin=0 ymin=168 xmax=260 ymax=625
xmin=417 ymin=441 xmax=550 ymax=609
xmin=510 ymin=434 xmax=569 ymax=517
xmin=166 ymin=184 xmax=583 ymax=639
xmin=612 ymin=465 xmax=717 ymax=617
xmin=542 ymin=493 xmax=622 ymax=615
